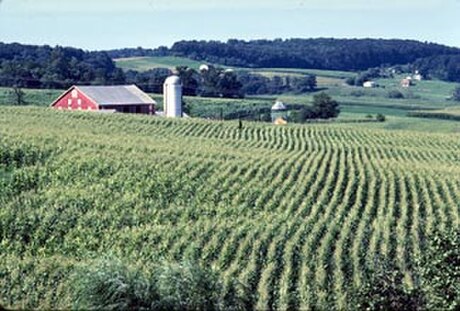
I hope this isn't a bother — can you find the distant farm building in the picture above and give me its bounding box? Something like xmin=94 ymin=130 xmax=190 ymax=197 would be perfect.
xmin=51 ymin=85 xmax=156 ymax=114
xmin=401 ymin=78 xmax=412 ymax=88
xmin=271 ymin=101 xmax=288 ymax=122
xmin=363 ymin=81 xmax=377 ymax=88
xmin=414 ymin=72 xmax=423 ymax=81
xmin=274 ymin=117 xmax=288 ymax=125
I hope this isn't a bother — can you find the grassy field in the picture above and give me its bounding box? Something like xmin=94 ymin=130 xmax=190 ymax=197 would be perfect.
xmin=249 ymin=67 xmax=356 ymax=79
xmin=114 ymin=56 xmax=206 ymax=71
xmin=0 ymin=106 xmax=459 ymax=309
xmin=113 ymin=56 xmax=353 ymax=88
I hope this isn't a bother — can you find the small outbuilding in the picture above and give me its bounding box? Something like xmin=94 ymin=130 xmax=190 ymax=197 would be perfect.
xmin=274 ymin=117 xmax=288 ymax=125
xmin=401 ymin=78 xmax=412 ymax=88
xmin=363 ymin=81 xmax=377 ymax=88
xmin=271 ymin=101 xmax=288 ymax=122
xmin=51 ymin=85 xmax=156 ymax=115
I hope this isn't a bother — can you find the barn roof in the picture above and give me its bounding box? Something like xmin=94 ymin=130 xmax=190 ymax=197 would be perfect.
xmin=76 ymin=85 xmax=155 ymax=106
xmin=272 ymin=101 xmax=287 ymax=111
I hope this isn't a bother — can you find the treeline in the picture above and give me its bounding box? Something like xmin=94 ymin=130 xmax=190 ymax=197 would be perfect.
xmin=0 ymin=43 xmax=125 ymax=89
xmin=164 ymin=38 xmax=460 ymax=71
xmin=412 ymin=54 xmax=460 ymax=82
xmin=124 ymin=65 xmax=317 ymax=97
xmin=0 ymin=42 xmax=317 ymax=97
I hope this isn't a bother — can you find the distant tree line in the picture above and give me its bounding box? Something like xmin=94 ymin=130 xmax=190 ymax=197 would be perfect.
xmin=412 ymin=55 xmax=460 ymax=82
xmin=123 ymin=64 xmax=317 ymax=98
xmin=0 ymin=43 xmax=125 ymax=89
xmin=237 ymin=72 xmax=316 ymax=95
xmin=162 ymin=38 xmax=460 ymax=71
xmin=0 ymin=43 xmax=317 ymax=98
xmin=108 ymin=38 xmax=460 ymax=83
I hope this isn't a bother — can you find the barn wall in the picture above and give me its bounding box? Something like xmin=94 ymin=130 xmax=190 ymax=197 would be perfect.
xmin=100 ymin=104 xmax=154 ymax=115
xmin=53 ymin=89 xmax=98 ymax=111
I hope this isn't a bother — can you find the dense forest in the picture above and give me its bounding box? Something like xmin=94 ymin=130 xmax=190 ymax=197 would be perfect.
xmin=0 ymin=42 xmax=317 ymax=97
xmin=107 ymin=38 xmax=460 ymax=82
xmin=411 ymin=55 xmax=460 ymax=82
xmin=0 ymin=43 xmax=125 ymax=89
xmin=107 ymin=38 xmax=460 ymax=72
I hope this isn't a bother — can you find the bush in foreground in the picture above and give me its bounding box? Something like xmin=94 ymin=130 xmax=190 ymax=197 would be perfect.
xmin=355 ymin=228 xmax=459 ymax=310
xmin=418 ymin=228 xmax=459 ymax=311
xmin=72 ymin=259 xmax=251 ymax=311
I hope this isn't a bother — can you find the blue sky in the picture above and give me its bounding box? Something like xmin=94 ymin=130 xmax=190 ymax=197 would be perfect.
xmin=0 ymin=0 xmax=459 ymax=50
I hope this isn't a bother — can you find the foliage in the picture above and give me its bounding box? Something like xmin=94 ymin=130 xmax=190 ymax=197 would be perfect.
xmin=72 ymin=259 xmax=250 ymax=311
xmin=289 ymin=106 xmax=317 ymax=123
xmin=237 ymin=72 xmax=316 ymax=95
xmin=417 ymin=228 xmax=460 ymax=311
xmin=354 ymin=263 xmax=424 ymax=311
xmin=176 ymin=66 xmax=200 ymax=96
xmin=165 ymin=38 xmax=460 ymax=71
xmin=312 ymin=92 xmax=340 ymax=119
xmin=287 ymin=93 xmax=340 ymax=123
xmin=407 ymin=110 xmax=460 ymax=122
xmin=72 ymin=259 xmax=156 ymax=310
xmin=376 ymin=113 xmax=386 ymax=122
xmin=125 ymin=68 xmax=172 ymax=93
xmin=7 ymin=87 xmax=27 ymax=105
xmin=354 ymin=229 xmax=459 ymax=311
xmin=346 ymin=68 xmax=385 ymax=87
xmin=0 ymin=42 xmax=124 ymax=89
xmin=453 ymin=86 xmax=460 ymax=101
xmin=388 ymin=90 xmax=404 ymax=99
xmin=412 ymin=55 xmax=460 ymax=82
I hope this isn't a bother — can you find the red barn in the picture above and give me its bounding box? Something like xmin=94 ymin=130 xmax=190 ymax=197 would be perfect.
xmin=51 ymin=85 xmax=156 ymax=115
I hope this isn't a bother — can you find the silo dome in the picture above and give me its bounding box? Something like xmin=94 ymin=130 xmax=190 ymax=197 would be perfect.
xmin=199 ymin=64 xmax=209 ymax=72
xmin=165 ymin=75 xmax=181 ymax=85
xmin=272 ymin=101 xmax=287 ymax=111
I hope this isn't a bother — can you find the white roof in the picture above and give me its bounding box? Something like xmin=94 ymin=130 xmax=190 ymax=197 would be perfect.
xmin=76 ymin=85 xmax=155 ymax=106
xmin=272 ymin=101 xmax=287 ymax=111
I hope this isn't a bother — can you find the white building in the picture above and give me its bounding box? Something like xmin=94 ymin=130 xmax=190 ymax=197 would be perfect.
xmin=363 ymin=81 xmax=377 ymax=88
xmin=163 ymin=75 xmax=183 ymax=118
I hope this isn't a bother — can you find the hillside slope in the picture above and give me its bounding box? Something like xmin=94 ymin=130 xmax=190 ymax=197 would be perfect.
xmin=0 ymin=107 xmax=459 ymax=309
xmin=166 ymin=38 xmax=460 ymax=70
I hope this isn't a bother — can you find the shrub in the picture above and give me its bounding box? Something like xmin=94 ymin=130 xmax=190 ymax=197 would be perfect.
xmin=417 ymin=228 xmax=460 ymax=311
xmin=376 ymin=114 xmax=386 ymax=122
xmin=388 ymin=90 xmax=404 ymax=99
xmin=453 ymin=86 xmax=460 ymax=101
xmin=72 ymin=259 xmax=251 ymax=311
xmin=72 ymin=259 xmax=156 ymax=310
xmin=354 ymin=229 xmax=459 ymax=311
xmin=312 ymin=93 xmax=340 ymax=119
xmin=350 ymin=90 xmax=365 ymax=97
xmin=354 ymin=263 xmax=424 ymax=311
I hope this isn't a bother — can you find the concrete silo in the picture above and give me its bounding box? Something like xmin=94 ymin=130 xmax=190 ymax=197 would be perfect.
xmin=163 ymin=75 xmax=182 ymax=118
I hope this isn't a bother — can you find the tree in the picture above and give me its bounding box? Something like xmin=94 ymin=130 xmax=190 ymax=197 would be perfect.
xmin=388 ymin=90 xmax=404 ymax=99
xmin=8 ymin=86 xmax=27 ymax=105
xmin=312 ymin=93 xmax=340 ymax=119
xmin=291 ymin=75 xmax=317 ymax=93
xmin=376 ymin=114 xmax=386 ymax=122
xmin=176 ymin=66 xmax=199 ymax=96
xmin=217 ymin=71 xmax=243 ymax=98
xmin=453 ymin=86 xmax=460 ymax=101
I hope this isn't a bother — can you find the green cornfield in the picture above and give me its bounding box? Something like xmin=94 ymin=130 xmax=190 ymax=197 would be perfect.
xmin=0 ymin=106 xmax=459 ymax=309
